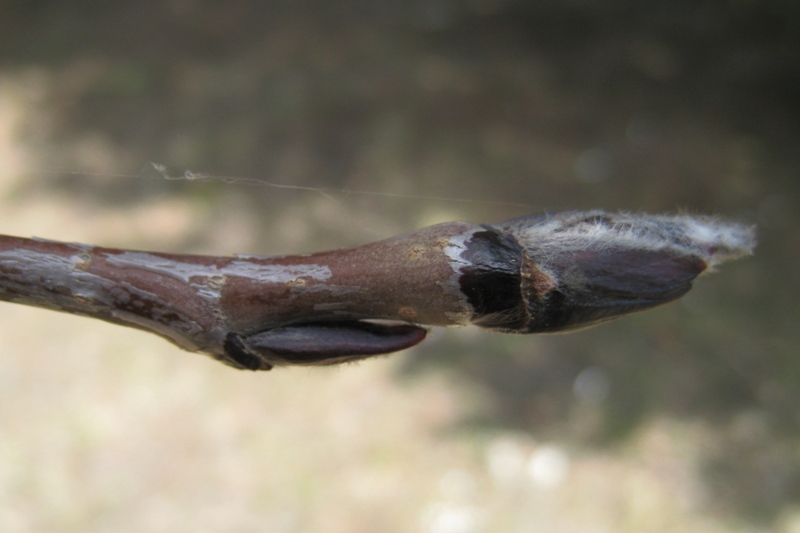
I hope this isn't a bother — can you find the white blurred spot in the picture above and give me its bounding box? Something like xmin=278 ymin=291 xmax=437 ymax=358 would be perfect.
xmin=423 ymin=470 xmax=486 ymax=533
xmin=573 ymin=366 xmax=611 ymax=405
xmin=423 ymin=503 xmax=486 ymax=533
xmin=527 ymin=445 xmax=569 ymax=489
xmin=486 ymin=437 xmax=527 ymax=484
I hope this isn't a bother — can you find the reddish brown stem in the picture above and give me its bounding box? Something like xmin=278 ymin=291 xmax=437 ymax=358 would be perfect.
xmin=0 ymin=211 xmax=755 ymax=370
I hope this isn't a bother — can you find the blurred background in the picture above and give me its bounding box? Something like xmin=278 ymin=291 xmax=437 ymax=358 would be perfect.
xmin=0 ymin=1 xmax=797 ymax=531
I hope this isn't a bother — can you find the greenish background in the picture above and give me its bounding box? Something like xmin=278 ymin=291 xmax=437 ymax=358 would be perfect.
xmin=0 ymin=1 xmax=797 ymax=531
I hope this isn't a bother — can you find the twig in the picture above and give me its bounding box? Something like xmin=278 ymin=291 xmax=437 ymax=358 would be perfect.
xmin=0 ymin=210 xmax=755 ymax=370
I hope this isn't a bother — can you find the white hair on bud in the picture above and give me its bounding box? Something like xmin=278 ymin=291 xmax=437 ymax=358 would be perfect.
xmin=500 ymin=210 xmax=756 ymax=270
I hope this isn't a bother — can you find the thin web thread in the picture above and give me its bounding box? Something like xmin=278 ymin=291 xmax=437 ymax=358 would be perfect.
xmin=25 ymin=163 xmax=536 ymax=210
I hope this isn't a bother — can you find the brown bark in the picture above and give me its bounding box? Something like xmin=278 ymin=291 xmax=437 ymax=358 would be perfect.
xmin=0 ymin=211 xmax=755 ymax=371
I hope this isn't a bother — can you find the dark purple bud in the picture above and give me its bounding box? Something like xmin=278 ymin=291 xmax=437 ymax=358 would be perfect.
xmin=225 ymin=321 xmax=428 ymax=369
xmin=479 ymin=211 xmax=756 ymax=333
